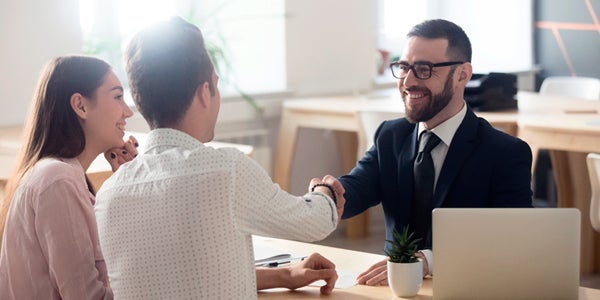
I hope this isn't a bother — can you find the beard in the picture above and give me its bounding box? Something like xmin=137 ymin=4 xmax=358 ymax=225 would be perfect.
xmin=402 ymin=71 xmax=455 ymax=124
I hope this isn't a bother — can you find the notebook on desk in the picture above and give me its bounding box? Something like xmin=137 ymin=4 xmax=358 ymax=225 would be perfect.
xmin=432 ymin=208 xmax=580 ymax=300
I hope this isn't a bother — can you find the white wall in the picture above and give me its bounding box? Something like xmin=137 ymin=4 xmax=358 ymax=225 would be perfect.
xmin=286 ymin=0 xmax=378 ymax=96
xmin=0 ymin=0 xmax=83 ymax=126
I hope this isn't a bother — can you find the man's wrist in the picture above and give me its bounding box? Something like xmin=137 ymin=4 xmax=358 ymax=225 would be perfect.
xmin=311 ymin=183 xmax=337 ymax=204
xmin=256 ymin=267 xmax=292 ymax=290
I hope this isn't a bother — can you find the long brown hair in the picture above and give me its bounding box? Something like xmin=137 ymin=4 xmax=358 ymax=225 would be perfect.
xmin=0 ymin=55 xmax=111 ymax=239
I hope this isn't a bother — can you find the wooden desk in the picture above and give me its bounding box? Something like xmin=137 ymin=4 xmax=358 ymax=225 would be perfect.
xmin=255 ymin=236 xmax=600 ymax=299
xmin=0 ymin=126 xmax=254 ymax=191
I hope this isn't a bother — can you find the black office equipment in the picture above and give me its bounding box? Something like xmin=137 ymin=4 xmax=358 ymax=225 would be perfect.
xmin=464 ymin=72 xmax=518 ymax=111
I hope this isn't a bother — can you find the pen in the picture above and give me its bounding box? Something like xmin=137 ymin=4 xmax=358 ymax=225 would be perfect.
xmin=254 ymin=254 xmax=291 ymax=265
xmin=266 ymin=256 xmax=308 ymax=267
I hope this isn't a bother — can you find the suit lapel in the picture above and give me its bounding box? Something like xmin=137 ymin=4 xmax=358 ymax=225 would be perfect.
xmin=434 ymin=109 xmax=479 ymax=208
xmin=398 ymin=126 xmax=419 ymax=201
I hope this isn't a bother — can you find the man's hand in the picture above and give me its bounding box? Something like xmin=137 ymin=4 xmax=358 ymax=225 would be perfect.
xmin=104 ymin=135 xmax=139 ymax=172
xmin=256 ymin=253 xmax=338 ymax=295
xmin=308 ymin=175 xmax=346 ymax=224
xmin=287 ymin=253 xmax=338 ymax=294
xmin=356 ymin=258 xmax=388 ymax=286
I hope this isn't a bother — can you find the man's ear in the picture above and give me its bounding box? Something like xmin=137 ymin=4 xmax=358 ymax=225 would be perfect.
xmin=70 ymin=93 xmax=87 ymax=119
xmin=458 ymin=62 xmax=473 ymax=83
xmin=196 ymin=81 xmax=211 ymax=108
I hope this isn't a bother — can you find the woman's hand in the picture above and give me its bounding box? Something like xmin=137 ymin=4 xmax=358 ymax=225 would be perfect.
xmin=104 ymin=135 xmax=139 ymax=172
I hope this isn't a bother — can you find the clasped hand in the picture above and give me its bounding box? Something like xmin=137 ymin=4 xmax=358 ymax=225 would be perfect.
xmin=308 ymin=175 xmax=346 ymax=224
xmin=104 ymin=135 xmax=139 ymax=172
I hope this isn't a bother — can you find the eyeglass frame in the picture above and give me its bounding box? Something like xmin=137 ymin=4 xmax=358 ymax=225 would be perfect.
xmin=389 ymin=61 xmax=465 ymax=80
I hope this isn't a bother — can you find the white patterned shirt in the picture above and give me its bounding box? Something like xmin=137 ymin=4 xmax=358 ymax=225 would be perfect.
xmin=95 ymin=128 xmax=338 ymax=299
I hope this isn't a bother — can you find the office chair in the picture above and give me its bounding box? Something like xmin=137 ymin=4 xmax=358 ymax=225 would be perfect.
xmin=586 ymin=153 xmax=600 ymax=232
xmin=539 ymin=76 xmax=600 ymax=100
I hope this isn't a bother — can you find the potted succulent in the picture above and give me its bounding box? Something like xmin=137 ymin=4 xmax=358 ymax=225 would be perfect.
xmin=385 ymin=225 xmax=423 ymax=298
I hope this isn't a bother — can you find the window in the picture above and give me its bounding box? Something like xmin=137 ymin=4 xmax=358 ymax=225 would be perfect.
xmin=376 ymin=1 xmax=428 ymax=80
xmin=428 ymin=0 xmax=533 ymax=73
xmin=378 ymin=0 xmax=428 ymax=60
xmin=79 ymin=0 xmax=286 ymax=104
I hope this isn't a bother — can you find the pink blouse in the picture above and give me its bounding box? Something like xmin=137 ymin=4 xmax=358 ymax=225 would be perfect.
xmin=0 ymin=157 xmax=112 ymax=299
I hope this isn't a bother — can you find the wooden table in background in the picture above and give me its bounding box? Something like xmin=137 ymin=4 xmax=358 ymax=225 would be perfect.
xmin=518 ymin=113 xmax=600 ymax=274
xmin=273 ymin=96 xmax=395 ymax=238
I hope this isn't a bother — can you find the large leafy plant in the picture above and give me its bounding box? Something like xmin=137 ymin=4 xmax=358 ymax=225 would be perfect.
xmin=385 ymin=225 xmax=421 ymax=263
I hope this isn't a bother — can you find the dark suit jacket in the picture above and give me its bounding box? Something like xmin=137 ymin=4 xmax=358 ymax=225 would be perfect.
xmin=339 ymin=107 xmax=533 ymax=250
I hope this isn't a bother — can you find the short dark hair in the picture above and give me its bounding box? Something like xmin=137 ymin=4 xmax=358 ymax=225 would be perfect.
xmin=407 ymin=19 xmax=472 ymax=63
xmin=125 ymin=16 xmax=214 ymax=128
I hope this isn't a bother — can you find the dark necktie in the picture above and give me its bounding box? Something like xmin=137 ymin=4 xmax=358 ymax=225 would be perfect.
xmin=411 ymin=131 xmax=441 ymax=249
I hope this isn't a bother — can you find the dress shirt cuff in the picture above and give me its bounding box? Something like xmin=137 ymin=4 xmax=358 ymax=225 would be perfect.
xmin=307 ymin=191 xmax=339 ymax=227
xmin=419 ymin=249 xmax=433 ymax=276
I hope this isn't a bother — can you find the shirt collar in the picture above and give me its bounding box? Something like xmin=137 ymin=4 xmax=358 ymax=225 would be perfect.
xmin=417 ymin=101 xmax=467 ymax=147
xmin=143 ymin=128 xmax=204 ymax=153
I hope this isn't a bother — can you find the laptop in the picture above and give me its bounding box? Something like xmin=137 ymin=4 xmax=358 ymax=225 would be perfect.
xmin=432 ymin=208 xmax=580 ymax=300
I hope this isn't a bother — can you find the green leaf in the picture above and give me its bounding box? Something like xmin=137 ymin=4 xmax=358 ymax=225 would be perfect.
xmin=385 ymin=225 xmax=422 ymax=263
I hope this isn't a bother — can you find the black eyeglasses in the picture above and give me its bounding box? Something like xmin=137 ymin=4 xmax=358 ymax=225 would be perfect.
xmin=390 ymin=61 xmax=465 ymax=80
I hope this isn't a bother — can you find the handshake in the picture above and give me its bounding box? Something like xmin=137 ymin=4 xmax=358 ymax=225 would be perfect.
xmin=309 ymin=175 xmax=346 ymax=225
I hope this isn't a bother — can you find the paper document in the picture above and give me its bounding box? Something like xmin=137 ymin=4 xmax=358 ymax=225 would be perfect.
xmin=310 ymin=269 xmax=359 ymax=289
xmin=254 ymin=243 xmax=292 ymax=263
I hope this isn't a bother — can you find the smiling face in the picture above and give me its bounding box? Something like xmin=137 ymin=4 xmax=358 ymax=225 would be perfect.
xmin=399 ymin=37 xmax=466 ymax=127
xmin=78 ymin=70 xmax=133 ymax=154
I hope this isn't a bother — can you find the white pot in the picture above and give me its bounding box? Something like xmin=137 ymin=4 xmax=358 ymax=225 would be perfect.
xmin=387 ymin=260 xmax=423 ymax=298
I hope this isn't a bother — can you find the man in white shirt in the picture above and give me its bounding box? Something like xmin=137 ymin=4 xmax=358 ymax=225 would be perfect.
xmin=95 ymin=17 xmax=345 ymax=299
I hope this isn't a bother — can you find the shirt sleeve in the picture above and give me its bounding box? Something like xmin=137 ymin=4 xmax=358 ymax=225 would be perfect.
xmin=34 ymin=177 xmax=112 ymax=300
xmin=231 ymin=153 xmax=338 ymax=242
xmin=419 ymin=249 xmax=433 ymax=276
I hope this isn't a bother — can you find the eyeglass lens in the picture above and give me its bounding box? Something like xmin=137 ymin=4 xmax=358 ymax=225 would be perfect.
xmin=391 ymin=63 xmax=432 ymax=80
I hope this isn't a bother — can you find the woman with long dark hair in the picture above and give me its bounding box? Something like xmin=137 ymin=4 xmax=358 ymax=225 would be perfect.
xmin=0 ymin=55 xmax=137 ymax=299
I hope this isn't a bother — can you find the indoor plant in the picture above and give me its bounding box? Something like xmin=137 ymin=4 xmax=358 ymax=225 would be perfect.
xmin=385 ymin=225 xmax=423 ymax=297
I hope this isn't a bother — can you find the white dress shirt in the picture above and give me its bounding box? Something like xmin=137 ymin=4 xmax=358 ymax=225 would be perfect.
xmin=417 ymin=102 xmax=467 ymax=192
xmin=95 ymin=128 xmax=338 ymax=300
